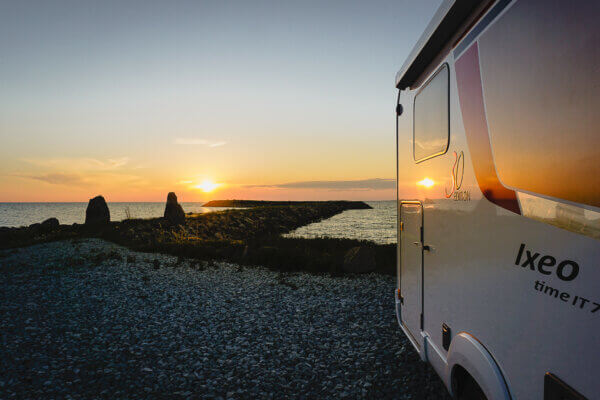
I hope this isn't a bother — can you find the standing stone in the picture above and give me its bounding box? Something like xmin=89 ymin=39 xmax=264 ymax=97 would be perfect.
xmin=85 ymin=196 xmax=110 ymax=225
xmin=164 ymin=192 xmax=185 ymax=225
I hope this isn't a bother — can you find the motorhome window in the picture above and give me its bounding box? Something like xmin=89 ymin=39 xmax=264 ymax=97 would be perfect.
xmin=413 ymin=64 xmax=449 ymax=162
xmin=478 ymin=0 xmax=600 ymax=209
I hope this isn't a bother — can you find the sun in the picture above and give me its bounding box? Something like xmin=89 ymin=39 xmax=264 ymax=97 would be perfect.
xmin=417 ymin=177 xmax=435 ymax=188
xmin=196 ymin=180 xmax=219 ymax=193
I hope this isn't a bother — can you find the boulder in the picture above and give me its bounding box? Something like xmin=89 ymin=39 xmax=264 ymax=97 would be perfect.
xmin=39 ymin=217 xmax=59 ymax=233
xmin=85 ymin=196 xmax=110 ymax=225
xmin=41 ymin=217 xmax=59 ymax=229
xmin=28 ymin=223 xmax=41 ymax=233
xmin=164 ymin=192 xmax=185 ymax=225
xmin=342 ymin=246 xmax=376 ymax=273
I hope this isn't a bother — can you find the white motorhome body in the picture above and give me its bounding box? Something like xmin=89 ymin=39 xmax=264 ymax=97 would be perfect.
xmin=395 ymin=1 xmax=600 ymax=399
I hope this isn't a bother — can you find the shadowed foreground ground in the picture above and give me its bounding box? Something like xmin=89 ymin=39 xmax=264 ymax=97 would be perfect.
xmin=0 ymin=239 xmax=449 ymax=399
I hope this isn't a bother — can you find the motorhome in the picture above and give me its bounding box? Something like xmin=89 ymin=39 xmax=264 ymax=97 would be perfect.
xmin=395 ymin=1 xmax=599 ymax=399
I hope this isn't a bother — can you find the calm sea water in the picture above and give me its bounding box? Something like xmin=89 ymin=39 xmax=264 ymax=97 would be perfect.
xmin=0 ymin=201 xmax=397 ymax=244
xmin=284 ymin=201 xmax=396 ymax=244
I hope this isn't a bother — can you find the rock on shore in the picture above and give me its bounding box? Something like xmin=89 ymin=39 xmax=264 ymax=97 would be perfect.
xmin=164 ymin=192 xmax=186 ymax=225
xmin=0 ymin=239 xmax=449 ymax=399
xmin=85 ymin=196 xmax=110 ymax=225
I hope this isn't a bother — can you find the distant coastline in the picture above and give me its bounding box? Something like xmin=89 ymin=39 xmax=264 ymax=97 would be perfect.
xmin=203 ymin=199 xmax=372 ymax=209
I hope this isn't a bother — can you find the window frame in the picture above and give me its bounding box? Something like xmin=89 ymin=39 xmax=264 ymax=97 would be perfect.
xmin=412 ymin=63 xmax=450 ymax=163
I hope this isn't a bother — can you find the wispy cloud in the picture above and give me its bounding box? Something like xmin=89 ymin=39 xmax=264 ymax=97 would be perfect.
xmin=246 ymin=178 xmax=395 ymax=191
xmin=21 ymin=157 xmax=130 ymax=171
xmin=13 ymin=171 xmax=150 ymax=188
xmin=105 ymin=157 xmax=130 ymax=169
xmin=174 ymin=138 xmax=209 ymax=145
xmin=174 ymin=138 xmax=227 ymax=147
xmin=18 ymin=173 xmax=89 ymax=186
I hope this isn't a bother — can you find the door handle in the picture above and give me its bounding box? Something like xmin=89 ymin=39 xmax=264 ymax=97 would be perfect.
xmin=413 ymin=242 xmax=432 ymax=251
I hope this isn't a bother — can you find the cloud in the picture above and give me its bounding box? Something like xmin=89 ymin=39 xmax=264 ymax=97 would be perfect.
xmin=246 ymin=178 xmax=396 ymax=191
xmin=175 ymin=138 xmax=227 ymax=147
xmin=13 ymin=156 xmax=151 ymax=192
xmin=174 ymin=138 xmax=208 ymax=145
xmin=22 ymin=172 xmax=149 ymax=189
xmin=105 ymin=157 xmax=130 ymax=169
xmin=21 ymin=157 xmax=130 ymax=171
xmin=19 ymin=173 xmax=89 ymax=186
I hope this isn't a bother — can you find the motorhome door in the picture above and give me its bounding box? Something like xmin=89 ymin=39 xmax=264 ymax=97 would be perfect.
xmin=399 ymin=201 xmax=423 ymax=345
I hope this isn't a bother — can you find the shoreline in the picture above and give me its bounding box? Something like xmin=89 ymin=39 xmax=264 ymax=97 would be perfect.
xmin=0 ymin=203 xmax=395 ymax=275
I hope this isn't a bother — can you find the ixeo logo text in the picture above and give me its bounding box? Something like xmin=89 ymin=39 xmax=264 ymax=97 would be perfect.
xmin=515 ymin=243 xmax=579 ymax=282
xmin=445 ymin=151 xmax=470 ymax=201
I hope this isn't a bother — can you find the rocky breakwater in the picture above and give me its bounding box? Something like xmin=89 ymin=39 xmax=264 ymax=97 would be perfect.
xmin=0 ymin=197 xmax=394 ymax=275
xmin=105 ymin=202 xmax=395 ymax=275
xmin=203 ymin=199 xmax=373 ymax=209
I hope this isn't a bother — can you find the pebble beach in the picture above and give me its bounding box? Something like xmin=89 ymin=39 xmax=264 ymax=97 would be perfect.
xmin=0 ymin=239 xmax=449 ymax=399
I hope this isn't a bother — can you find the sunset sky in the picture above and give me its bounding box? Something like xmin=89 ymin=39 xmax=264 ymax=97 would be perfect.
xmin=0 ymin=0 xmax=441 ymax=202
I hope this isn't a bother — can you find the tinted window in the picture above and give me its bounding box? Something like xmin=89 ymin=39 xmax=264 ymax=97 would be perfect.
xmin=413 ymin=64 xmax=449 ymax=162
xmin=479 ymin=0 xmax=600 ymax=208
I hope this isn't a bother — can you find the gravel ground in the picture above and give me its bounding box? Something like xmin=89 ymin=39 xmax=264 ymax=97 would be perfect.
xmin=0 ymin=239 xmax=450 ymax=399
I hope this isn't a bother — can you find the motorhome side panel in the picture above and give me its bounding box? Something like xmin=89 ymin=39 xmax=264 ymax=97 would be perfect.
xmin=396 ymin=0 xmax=600 ymax=399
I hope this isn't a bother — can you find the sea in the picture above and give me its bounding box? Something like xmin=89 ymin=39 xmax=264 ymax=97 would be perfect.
xmin=284 ymin=201 xmax=396 ymax=244
xmin=0 ymin=201 xmax=397 ymax=245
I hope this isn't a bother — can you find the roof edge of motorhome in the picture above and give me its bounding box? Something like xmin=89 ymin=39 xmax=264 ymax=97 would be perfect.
xmin=395 ymin=0 xmax=483 ymax=89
